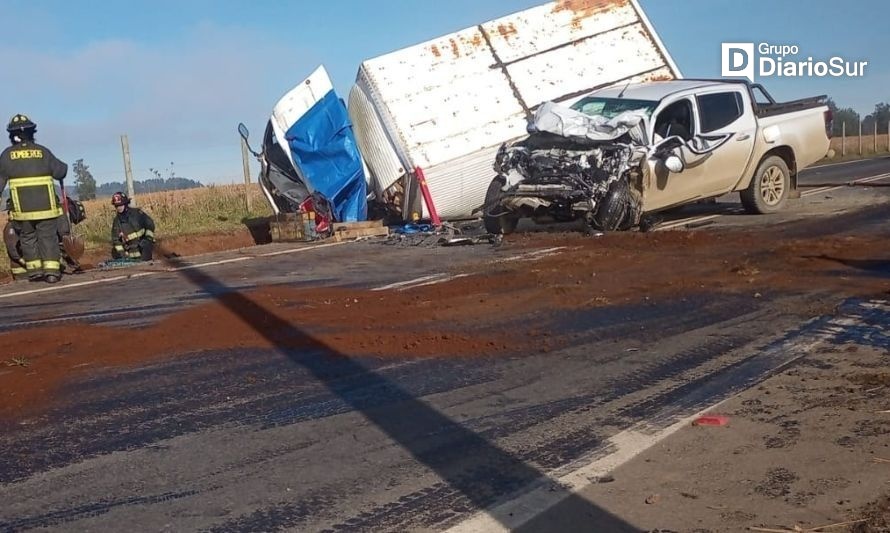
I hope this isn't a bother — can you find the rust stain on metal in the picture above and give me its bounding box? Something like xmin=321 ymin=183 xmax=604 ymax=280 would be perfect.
xmin=462 ymin=34 xmax=484 ymax=47
xmin=449 ymin=38 xmax=461 ymax=58
xmin=649 ymin=73 xmax=673 ymax=81
xmin=430 ymin=44 xmax=441 ymax=58
xmin=552 ymin=0 xmax=625 ymax=28
xmin=497 ymin=23 xmax=518 ymax=40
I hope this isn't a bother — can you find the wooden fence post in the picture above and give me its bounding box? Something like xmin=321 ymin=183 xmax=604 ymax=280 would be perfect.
xmin=240 ymin=137 xmax=253 ymax=213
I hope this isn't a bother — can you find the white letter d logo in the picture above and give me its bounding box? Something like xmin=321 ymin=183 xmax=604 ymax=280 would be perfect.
xmin=722 ymin=43 xmax=755 ymax=82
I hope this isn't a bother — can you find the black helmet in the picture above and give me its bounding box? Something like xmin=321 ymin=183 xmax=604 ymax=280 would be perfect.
xmin=111 ymin=191 xmax=130 ymax=207
xmin=6 ymin=114 xmax=36 ymax=134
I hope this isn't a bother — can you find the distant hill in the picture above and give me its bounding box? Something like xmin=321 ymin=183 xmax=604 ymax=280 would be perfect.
xmin=96 ymin=178 xmax=203 ymax=197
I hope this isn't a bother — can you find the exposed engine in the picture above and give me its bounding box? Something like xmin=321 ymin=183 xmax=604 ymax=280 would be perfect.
xmin=488 ymin=133 xmax=645 ymax=233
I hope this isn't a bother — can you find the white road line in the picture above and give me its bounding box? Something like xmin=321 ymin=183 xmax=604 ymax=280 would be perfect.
xmin=656 ymin=171 xmax=890 ymax=232
xmin=806 ymin=156 xmax=890 ymax=170
xmin=801 ymin=172 xmax=890 ymax=197
xmin=6 ymin=308 xmax=152 ymax=328
xmin=258 ymin=241 xmax=346 ymax=257
xmin=446 ymin=313 xmax=847 ymax=533
xmin=0 ymin=272 xmax=154 ymax=300
xmin=372 ymin=247 xmax=569 ymax=292
xmin=401 ymin=273 xmax=471 ymax=290
xmin=656 ymin=214 xmax=721 ymax=231
xmin=495 ymin=247 xmax=567 ymax=263
xmin=0 ymin=242 xmax=347 ymax=300
xmin=372 ymin=274 xmax=447 ymax=291
xmin=164 ymin=256 xmax=253 ymax=272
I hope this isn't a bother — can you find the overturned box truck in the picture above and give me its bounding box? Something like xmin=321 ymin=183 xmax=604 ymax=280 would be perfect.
xmin=347 ymin=0 xmax=681 ymax=221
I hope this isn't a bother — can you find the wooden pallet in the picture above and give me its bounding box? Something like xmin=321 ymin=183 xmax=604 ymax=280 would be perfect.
xmin=332 ymin=220 xmax=389 ymax=242
xmin=269 ymin=213 xmax=311 ymax=242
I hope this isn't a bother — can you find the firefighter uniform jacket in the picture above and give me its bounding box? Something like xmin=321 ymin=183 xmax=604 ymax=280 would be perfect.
xmin=111 ymin=208 xmax=156 ymax=258
xmin=0 ymin=141 xmax=68 ymax=221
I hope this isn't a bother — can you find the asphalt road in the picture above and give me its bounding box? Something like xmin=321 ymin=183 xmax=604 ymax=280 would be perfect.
xmin=0 ymin=157 xmax=889 ymax=532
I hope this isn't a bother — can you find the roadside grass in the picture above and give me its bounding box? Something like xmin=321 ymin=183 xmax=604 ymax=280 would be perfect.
xmin=75 ymin=184 xmax=272 ymax=248
xmin=817 ymin=134 xmax=890 ymax=165
xmin=1 ymin=185 xmax=272 ymax=274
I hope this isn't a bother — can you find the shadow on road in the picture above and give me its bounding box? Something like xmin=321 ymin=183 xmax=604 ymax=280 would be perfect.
xmin=152 ymin=244 xmax=639 ymax=531
xmin=803 ymin=255 xmax=890 ymax=277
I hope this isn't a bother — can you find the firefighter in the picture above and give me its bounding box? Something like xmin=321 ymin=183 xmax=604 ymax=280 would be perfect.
xmin=110 ymin=192 xmax=155 ymax=261
xmin=0 ymin=114 xmax=68 ymax=283
xmin=4 ymin=198 xmax=82 ymax=279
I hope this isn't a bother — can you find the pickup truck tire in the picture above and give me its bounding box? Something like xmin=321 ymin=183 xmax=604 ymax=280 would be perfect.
xmin=593 ymin=179 xmax=633 ymax=231
xmin=741 ymin=156 xmax=790 ymax=214
xmin=483 ymin=176 xmax=519 ymax=235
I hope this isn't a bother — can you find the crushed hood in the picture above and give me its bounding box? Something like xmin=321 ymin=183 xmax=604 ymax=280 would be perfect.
xmin=528 ymin=101 xmax=650 ymax=146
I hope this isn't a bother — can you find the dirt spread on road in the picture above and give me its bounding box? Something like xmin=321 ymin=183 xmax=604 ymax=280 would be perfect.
xmin=1 ymin=226 xmax=889 ymax=419
xmin=541 ymin=339 xmax=890 ymax=532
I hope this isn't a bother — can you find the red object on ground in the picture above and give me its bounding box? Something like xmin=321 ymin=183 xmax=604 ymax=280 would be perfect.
xmin=299 ymin=197 xmax=330 ymax=234
xmin=692 ymin=415 xmax=730 ymax=427
xmin=414 ymin=166 xmax=441 ymax=227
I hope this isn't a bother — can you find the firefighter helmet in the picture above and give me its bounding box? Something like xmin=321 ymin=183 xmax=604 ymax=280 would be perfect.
xmin=6 ymin=114 xmax=36 ymax=133
xmin=111 ymin=191 xmax=130 ymax=207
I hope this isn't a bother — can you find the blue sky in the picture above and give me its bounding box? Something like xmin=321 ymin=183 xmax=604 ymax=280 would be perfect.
xmin=1 ymin=0 xmax=886 ymax=186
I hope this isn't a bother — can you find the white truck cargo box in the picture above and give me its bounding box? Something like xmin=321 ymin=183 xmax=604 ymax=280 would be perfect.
xmin=348 ymin=0 xmax=681 ymax=220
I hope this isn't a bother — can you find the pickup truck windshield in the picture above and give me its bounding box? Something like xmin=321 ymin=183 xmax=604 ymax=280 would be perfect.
xmin=571 ymin=97 xmax=658 ymax=118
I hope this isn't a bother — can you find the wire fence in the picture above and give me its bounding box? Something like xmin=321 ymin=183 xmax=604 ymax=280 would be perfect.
xmin=832 ymin=121 xmax=890 ymax=158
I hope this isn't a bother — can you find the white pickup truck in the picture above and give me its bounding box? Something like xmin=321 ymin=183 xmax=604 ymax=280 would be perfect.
xmin=485 ymin=79 xmax=833 ymax=233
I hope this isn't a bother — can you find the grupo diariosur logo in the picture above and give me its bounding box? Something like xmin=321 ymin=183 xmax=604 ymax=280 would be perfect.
xmin=721 ymin=43 xmax=868 ymax=82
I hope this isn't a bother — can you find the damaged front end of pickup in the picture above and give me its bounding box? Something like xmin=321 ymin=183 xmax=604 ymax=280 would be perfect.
xmin=484 ymin=101 xmax=658 ymax=234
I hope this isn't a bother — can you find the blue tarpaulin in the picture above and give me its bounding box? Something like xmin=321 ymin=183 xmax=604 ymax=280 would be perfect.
xmin=284 ymin=90 xmax=367 ymax=222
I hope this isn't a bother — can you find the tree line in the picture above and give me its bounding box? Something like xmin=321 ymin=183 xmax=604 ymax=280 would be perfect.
xmin=828 ymin=99 xmax=890 ymax=136
xmin=72 ymin=159 xmax=202 ymax=200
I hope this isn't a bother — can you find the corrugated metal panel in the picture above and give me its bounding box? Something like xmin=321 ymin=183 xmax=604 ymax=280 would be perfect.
xmin=347 ymin=84 xmax=407 ymax=194
xmin=504 ymin=24 xmax=674 ymax=107
xmin=421 ymin=145 xmax=504 ymax=220
xmin=354 ymin=0 xmax=680 ymax=219
xmin=482 ymin=0 xmax=641 ymax=63
xmin=358 ymin=25 xmax=525 ymax=171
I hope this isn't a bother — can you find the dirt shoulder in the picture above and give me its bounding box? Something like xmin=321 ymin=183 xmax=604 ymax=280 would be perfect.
xmin=532 ymin=339 xmax=890 ymax=532
xmin=0 ymin=228 xmax=262 ymax=282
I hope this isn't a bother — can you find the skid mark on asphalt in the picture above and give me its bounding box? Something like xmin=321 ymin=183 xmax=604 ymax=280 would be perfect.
xmin=0 ymin=489 xmax=199 ymax=531
xmin=446 ymin=300 xmax=890 ymax=532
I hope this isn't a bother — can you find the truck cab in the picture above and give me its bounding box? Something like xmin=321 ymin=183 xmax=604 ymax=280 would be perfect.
xmin=586 ymin=79 xmax=831 ymax=214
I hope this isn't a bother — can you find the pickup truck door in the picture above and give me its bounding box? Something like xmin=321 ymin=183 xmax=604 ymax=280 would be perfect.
xmin=643 ymin=90 xmax=757 ymax=211
xmin=644 ymin=96 xmax=711 ymax=211
xmin=689 ymin=89 xmax=757 ymax=196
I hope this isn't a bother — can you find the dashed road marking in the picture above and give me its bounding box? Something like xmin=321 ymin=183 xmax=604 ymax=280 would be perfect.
xmin=371 ymin=248 xmax=567 ymax=292
xmin=372 ymin=274 xmax=449 ymax=291
xmin=495 ymin=247 xmax=567 ymax=262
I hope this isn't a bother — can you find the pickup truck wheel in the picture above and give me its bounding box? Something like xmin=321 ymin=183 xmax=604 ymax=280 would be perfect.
xmin=483 ymin=176 xmax=519 ymax=234
xmin=741 ymin=156 xmax=790 ymax=214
